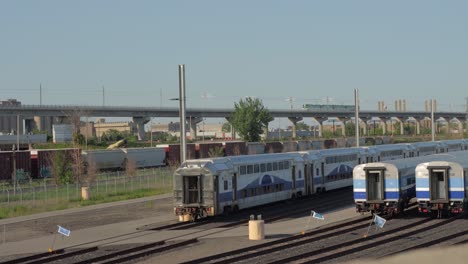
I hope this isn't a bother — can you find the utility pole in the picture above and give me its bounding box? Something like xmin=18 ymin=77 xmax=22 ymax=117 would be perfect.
xmin=178 ymin=64 xmax=187 ymax=163
xmin=102 ymin=85 xmax=105 ymax=107
xmin=465 ymin=97 xmax=468 ymax=137
xmin=355 ymin=88 xmax=359 ymax=147
xmin=431 ymin=99 xmax=435 ymax=142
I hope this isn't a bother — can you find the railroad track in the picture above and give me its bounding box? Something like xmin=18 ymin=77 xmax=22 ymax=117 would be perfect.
xmin=184 ymin=211 xmax=467 ymax=264
xmin=1 ymin=189 xmax=353 ymax=264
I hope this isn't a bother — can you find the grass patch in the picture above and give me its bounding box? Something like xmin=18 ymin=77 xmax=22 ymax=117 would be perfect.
xmin=0 ymin=186 xmax=172 ymax=219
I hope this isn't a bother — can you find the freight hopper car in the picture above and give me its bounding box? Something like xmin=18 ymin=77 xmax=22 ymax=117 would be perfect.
xmin=353 ymin=153 xmax=458 ymax=216
xmin=173 ymin=153 xmax=305 ymax=220
xmin=416 ymin=151 xmax=468 ymax=217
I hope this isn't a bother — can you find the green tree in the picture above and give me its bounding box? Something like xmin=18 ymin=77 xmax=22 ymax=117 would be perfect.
xmin=295 ymin=122 xmax=310 ymax=131
xmin=73 ymin=133 xmax=85 ymax=146
xmin=222 ymin=122 xmax=232 ymax=132
xmin=230 ymin=97 xmax=273 ymax=142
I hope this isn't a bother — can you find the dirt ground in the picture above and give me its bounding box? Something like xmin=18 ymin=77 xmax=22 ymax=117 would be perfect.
xmin=1 ymin=195 xmax=174 ymax=242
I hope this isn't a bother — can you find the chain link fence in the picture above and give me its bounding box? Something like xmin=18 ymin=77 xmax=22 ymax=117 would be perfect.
xmin=0 ymin=167 xmax=173 ymax=215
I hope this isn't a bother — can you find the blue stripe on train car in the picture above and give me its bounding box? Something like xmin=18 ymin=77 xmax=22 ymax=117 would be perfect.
xmin=384 ymin=191 xmax=399 ymax=199
xmin=416 ymin=178 xmax=430 ymax=188
xmin=385 ymin=179 xmax=399 ymax=189
xmin=314 ymin=177 xmax=322 ymax=185
xmin=416 ymin=191 xmax=464 ymax=200
xmin=354 ymin=192 xmax=366 ymax=200
xmin=219 ymin=192 xmax=233 ymax=203
xmin=353 ymin=179 xmax=365 ymax=189
xmin=296 ymin=179 xmax=305 ymax=188
xmin=417 ymin=191 xmax=430 ymax=199
xmin=449 ymin=191 xmax=465 ymax=199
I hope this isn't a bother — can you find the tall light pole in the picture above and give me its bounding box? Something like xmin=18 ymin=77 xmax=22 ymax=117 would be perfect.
xmin=354 ymin=88 xmax=359 ymax=147
xmin=431 ymin=99 xmax=435 ymax=142
xmin=178 ymin=64 xmax=187 ymax=163
xmin=102 ymin=85 xmax=105 ymax=107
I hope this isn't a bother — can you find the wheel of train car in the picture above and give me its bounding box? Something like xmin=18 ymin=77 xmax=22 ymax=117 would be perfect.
xmin=191 ymin=213 xmax=198 ymax=222
xmin=321 ymin=187 xmax=326 ymax=193
xmin=232 ymin=205 xmax=239 ymax=213
xmin=291 ymin=193 xmax=297 ymax=199
xmin=223 ymin=206 xmax=232 ymax=217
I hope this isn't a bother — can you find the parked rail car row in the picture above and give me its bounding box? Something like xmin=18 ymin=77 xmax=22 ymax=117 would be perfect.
xmin=173 ymin=139 xmax=468 ymax=220
xmin=354 ymin=150 xmax=468 ymax=217
xmin=0 ymin=147 xmax=165 ymax=180
xmin=0 ymin=136 xmax=392 ymax=180
xmin=160 ymin=136 xmax=393 ymax=165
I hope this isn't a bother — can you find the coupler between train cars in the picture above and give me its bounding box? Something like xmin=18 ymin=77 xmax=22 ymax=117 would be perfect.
xmin=174 ymin=206 xmax=215 ymax=221
xmin=418 ymin=202 xmax=465 ymax=216
xmin=356 ymin=202 xmax=402 ymax=216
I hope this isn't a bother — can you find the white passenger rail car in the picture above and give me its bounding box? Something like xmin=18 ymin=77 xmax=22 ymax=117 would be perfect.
xmin=416 ymin=151 xmax=468 ymax=217
xmin=173 ymin=153 xmax=305 ymax=219
xmin=353 ymin=153 xmax=458 ymax=216
xmin=173 ymin=139 xmax=466 ymax=220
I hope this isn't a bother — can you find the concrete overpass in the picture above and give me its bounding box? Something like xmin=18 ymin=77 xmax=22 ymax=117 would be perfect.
xmin=1 ymin=104 xmax=466 ymax=140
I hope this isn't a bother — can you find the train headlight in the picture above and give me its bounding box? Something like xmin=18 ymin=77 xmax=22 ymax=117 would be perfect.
xmin=450 ymin=202 xmax=454 ymax=206
xmin=386 ymin=202 xmax=389 ymax=206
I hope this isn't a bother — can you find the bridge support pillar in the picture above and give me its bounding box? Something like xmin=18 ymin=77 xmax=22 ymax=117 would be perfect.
xmin=225 ymin=117 xmax=236 ymax=140
xmin=360 ymin=118 xmax=369 ymax=136
xmin=187 ymin=117 xmax=203 ymax=140
xmin=288 ymin=117 xmax=303 ymax=139
xmin=379 ymin=118 xmax=388 ymax=135
xmin=394 ymin=117 xmax=404 ymax=135
xmin=133 ymin=117 xmax=150 ymax=141
xmin=415 ymin=119 xmax=421 ymax=135
xmin=338 ymin=118 xmax=347 ymax=137
xmin=313 ymin=117 xmax=327 ymax=137
xmin=453 ymin=118 xmax=463 ymax=135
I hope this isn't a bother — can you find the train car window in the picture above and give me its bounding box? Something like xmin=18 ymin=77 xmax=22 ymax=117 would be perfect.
xmin=224 ymin=180 xmax=228 ymax=190
xmin=247 ymin=165 xmax=253 ymax=174
xmin=254 ymin=164 xmax=260 ymax=173
xmin=258 ymin=187 xmax=263 ymax=195
xmin=267 ymin=163 xmax=272 ymax=171
xmin=316 ymin=168 xmax=320 ymax=176
xmin=240 ymin=166 xmax=246 ymax=175
xmin=261 ymin=163 xmax=266 ymax=172
xmin=298 ymin=170 xmax=302 ymax=179
xmin=273 ymin=162 xmax=278 ymax=171
xmin=284 ymin=161 xmax=290 ymax=169
xmin=279 ymin=162 xmax=284 ymax=170
xmin=263 ymin=186 xmax=267 ymax=194
xmin=242 ymin=189 xmax=247 ymax=198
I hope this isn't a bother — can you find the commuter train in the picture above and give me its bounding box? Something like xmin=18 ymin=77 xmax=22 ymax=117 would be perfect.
xmin=416 ymin=151 xmax=468 ymax=217
xmin=173 ymin=139 xmax=468 ymax=219
xmin=353 ymin=153 xmax=460 ymax=216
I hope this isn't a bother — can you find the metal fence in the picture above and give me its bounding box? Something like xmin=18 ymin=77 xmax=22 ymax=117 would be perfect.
xmin=0 ymin=167 xmax=173 ymax=209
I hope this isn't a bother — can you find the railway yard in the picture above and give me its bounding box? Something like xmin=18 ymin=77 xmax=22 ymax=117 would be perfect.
xmin=0 ymin=187 xmax=466 ymax=264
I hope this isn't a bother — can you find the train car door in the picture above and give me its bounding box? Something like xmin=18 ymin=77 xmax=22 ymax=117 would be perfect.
xmin=365 ymin=169 xmax=384 ymax=201
xmin=214 ymin=175 xmax=219 ymax=214
xmin=429 ymin=167 xmax=449 ymax=201
xmin=306 ymin=164 xmax=314 ymax=195
xmin=232 ymin=173 xmax=237 ymax=202
xmin=183 ymin=175 xmax=201 ymax=204
xmin=321 ymin=162 xmax=325 ymax=189
xmin=292 ymin=165 xmax=296 ymax=193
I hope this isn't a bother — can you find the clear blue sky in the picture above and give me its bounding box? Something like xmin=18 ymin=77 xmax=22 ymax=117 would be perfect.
xmin=1 ymin=1 xmax=467 ymax=112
